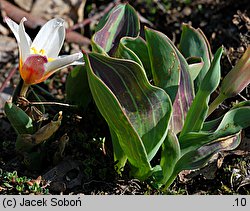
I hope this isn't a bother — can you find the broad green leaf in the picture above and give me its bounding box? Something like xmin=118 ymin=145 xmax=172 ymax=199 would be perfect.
xmin=65 ymin=65 xmax=91 ymax=109
xmin=94 ymin=7 xmax=113 ymax=32
xmin=84 ymin=52 xmax=172 ymax=179
xmin=179 ymin=23 xmax=213 ymax=92
xmin=92 ymin=3 xmax=140 ymax=55
xmin=145 ymin=27 xmax=194 ymax=134
xmin=121 ymin=36 xmax=152 ymax=79
xmin=4 ymin=101 xmax=34 ymax=135
xmin=180 ymin=106 xmax=250 ymax=154
xmin=162 ymin=132 xmax=241 ymax=190
xmin=215 ymin=106 xmax=250 ymax=133
xmin=204 ymin=101 xmax=250 ymax=132
xmin=110 ymin=128 xmax=127 ymax=174
xmin=202 ymin=116 xmax=223 ymax=132
xmin=145 ymin=27 xmax=180 ymax=103
xmin=159 ymin=130 xmax=180 ymax=185
xmin=114 ymin=37 xmax=144 ymax=68
xmin=170 ymin=54 xmax=195 ymax=134
xmin=115 ymin=36 xmax=152 ymax=80
xmin=186 ymin=57 xmax=204 ymax=81
xmin=180 ymin=47 xmax=223 ymax=137
xmin=174 ymin=132 xmax=241 ymax=174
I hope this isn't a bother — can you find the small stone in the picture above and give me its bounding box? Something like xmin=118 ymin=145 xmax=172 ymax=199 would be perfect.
xmin=182 ymin=7 xmax=192 ymax=16
xmin=237 ymin=46 xmax=245 ymax=53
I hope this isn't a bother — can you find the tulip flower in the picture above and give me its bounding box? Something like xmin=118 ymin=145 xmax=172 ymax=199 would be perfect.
xmin=208 ymin=46 xmax=250 ymax=116
xmin=5 ymin=17 xmax=83 ymax=97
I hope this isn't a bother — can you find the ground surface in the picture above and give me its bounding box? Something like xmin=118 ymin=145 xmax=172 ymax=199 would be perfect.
xmin=0 ymin=0 xmax=249 ymax=195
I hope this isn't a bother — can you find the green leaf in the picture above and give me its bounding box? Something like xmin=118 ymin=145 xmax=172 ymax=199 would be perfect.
xmin=202 ymin=116 xmax=223 ymax=132
xmin=215 ymin=106 xmax=250 ymax=134
xmin=186 ymin=56 xmax=204 ymax=81
xmin=180 ymin=106 xmax=250 ymax=154
xmin=180 ymin=47 xmax=223 ymax=137
xmin=202 ymin=100 xmax=250 ymax=131
xmin=179 ymin=23 xmax=213 ymax=92
xmin=65 ymin=65 xmax=91 ymax=109
xmin=115 ymin=36 xmax=152 ymax=80
xmin=170 ymin=54 xmax=195 ymax=134
xmin=84 ymin=52 xmax=172 ymax=179
xmin=159 ymin=130 xmax=180 ymax=185
xmin=94 ymin=6 xmax=113 ymax=32
xmin=110 ymin=128 xmax=127 ymax=174
xmin=92 ymin=3 xmax=140 ymax=55
xmin=145 ymin=27 xmax=194 ymax=134
xmin=162 ymin=131 xmax=241 ymax=190
xmin=204 ymin=101 xmax=250 ymax=132
xmin=114 ymin=37 xmax=144 ymax=68
xmin=145 ymin=27 xmax=180 ymax=103
xmin=4 ymin=101 xmax=34 ymax=135
xmin=175 ymin=132 xmax=241 ymax=174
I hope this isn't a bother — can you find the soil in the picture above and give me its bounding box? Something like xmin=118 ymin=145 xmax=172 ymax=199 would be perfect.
xmin=0 ymin=0 xmax=249 ymax=195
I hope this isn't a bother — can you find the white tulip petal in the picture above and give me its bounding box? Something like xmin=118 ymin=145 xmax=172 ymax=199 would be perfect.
xmin=5 ymin=17 xmax=20 ymax=42
xmin=44 ymin=52 xmax=83 ymax=75
xmin=71 ymin=60 xmax=85 ymax=66
xmin=5 ymin=17 xmax=32 ymax=62
xmin=19 ymin=17 xmax=32 ymax=62
xmin=31 ymin=18 xmax=65 ymax=58
xmin=5 ymin=17 xmax=32 ymax=46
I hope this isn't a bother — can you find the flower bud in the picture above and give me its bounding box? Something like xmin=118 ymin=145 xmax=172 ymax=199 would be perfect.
xmin=221 ymin=47 xmax=250 ymax=98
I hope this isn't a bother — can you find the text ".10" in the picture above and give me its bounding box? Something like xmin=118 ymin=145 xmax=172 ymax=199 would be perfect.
xmin=234 ymin=198 xmax=247 ymax=207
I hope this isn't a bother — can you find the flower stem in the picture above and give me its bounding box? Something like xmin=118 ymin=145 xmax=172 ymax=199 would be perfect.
xmin=20 ymin=83 xmax=30 ymax=97
xmin=207 ymin=92 xmax=227 ymax=117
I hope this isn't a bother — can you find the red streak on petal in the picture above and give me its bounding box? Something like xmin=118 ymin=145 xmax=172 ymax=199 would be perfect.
xmin=20 ymin=55 xmax=48 ymax=85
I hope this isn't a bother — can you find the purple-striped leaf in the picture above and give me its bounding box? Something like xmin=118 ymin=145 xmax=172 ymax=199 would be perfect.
xmin=180 ymin=105 xmax=250 ymax=154
xmin=171 ymin=58 xmax=194 ymax=134
xmin=167 ymin=104 xmax=250 ymax=189
xmin=145 ymin=28 xmax=195 ymax=134
xmin=92 ymin=3 xmax=140 ymax=55
xmin=84 ymin=52 xmax=172 ymax=179
xmin=174 ymin=132 xmax=241 ymax=174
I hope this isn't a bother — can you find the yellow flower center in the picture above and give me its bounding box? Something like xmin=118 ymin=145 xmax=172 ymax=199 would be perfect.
xmin=30 ymin=47 xmax=54 ymax=62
